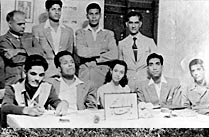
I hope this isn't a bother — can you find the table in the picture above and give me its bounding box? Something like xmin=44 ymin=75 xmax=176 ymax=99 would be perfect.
xmin=7 ymin=109 xmax=209 ymax=128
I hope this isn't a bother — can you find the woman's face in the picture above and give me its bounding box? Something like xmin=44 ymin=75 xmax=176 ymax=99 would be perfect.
xmin=111 ymin=64 xmax=125 ymax=83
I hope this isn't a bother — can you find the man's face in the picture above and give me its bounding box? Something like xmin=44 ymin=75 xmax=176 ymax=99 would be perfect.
xmin=111 ymin=64 xmax=125 ymax=83
xmin=147 ymin=58 xmax=163 ymax=79
xmin=190 ymin=64 xmax=205 ymax=83
xmin=9 ymin=13 xmax=26 ymax=35
xmin=48 ymin=4 xmax=61 ymax=22
xmin=59 ymin=55 xmax=75 ymax=77
xmin=126 ymin=16 xmax=142 ymax=35
xmin=26 ymin=66 xmax=45 ymax=87
xmin=87 ymin=9 xmax=101 ymax=27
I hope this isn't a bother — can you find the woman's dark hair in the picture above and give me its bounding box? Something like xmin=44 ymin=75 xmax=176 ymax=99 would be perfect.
xmin=104 ymin=60 xmax=128 ymax=87
xmin=45 ymin=0 xmax=63 ymax=10
xmin=24 ymin=54 xmax=48 ymax=72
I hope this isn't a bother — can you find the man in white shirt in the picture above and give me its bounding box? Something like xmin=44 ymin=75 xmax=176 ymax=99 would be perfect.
xmin=32 ymin=0 xmax=74 ymax=77
xmin=136 ymin=53 xmax=182 ymax=107
xmin=48 ymin=51 xmax=97 ymax=111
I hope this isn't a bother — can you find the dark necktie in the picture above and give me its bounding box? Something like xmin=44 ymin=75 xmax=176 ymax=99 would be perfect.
xmin=17 ymin=36 xmax=23 ymax=48
xmin=132 ymin=37 xmax=137 ymax=62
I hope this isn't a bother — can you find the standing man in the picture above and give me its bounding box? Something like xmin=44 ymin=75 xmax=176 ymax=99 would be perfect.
xmin=48 ymin=51 xmax=97 ymax=111
xmin=119 ymin=11 xmax=156 ymax=90
xmin=32 ymin=0 xmax=74 ymax=77
xmin=183 ymin=59 xmax=209 ymax=108
xmin=75 ymin=3 xmax=118 ymax=88
xmin=1 ymin=54 xmax=69 ymax=127
xmin=0 ymin=10 xmax=43 ymax=86
xmin=136 ymin=53 xmax=182 ymax=107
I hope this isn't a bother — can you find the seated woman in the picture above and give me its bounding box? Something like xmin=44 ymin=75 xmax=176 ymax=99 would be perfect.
xmin=97 ymin=60 xmax=130 ymax=108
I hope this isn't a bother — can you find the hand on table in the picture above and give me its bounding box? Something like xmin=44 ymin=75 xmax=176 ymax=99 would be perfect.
xmin=55 ymin=100 xmax=69 ymax=116
xmin=22 ymin=106 xmax=45 ymax=116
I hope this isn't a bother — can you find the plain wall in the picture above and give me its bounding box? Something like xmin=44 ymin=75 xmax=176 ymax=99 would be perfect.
xmin=158 ymin=0 xmax=209 ymax=84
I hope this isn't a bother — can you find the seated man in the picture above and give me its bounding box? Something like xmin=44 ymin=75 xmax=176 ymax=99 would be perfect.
xmin=1 ymin=54 xmax=69 ymax=127
xmin=183 ymin=59 xmax=209 ymax=108
xmin=136 ymin=53 xmax=182 ymax=107
xmin=48 ymin=51 xmax=97 ymax=111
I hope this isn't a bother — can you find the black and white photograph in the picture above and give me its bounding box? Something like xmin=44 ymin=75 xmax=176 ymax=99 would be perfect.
xmin=0 ymin=0 xmax=209 ymax=136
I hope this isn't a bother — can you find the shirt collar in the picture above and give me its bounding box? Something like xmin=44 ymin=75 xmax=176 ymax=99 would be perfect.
xmin=19 ymin=80 xmax=27 ymax=94
xmin=9 ymin=31 xmax=20 ymax=39
xmin=44 ymin=19 xmax=65 ymax=29
xmin=84 ymin=24 xmax=103 ymax=32
xmin=148 ymin=75 xmax=167 ymax=86
xmin=191 ymin=81 xmax=209 ymax=89
xmin=130 ymin=31 xmax=141 ymax=39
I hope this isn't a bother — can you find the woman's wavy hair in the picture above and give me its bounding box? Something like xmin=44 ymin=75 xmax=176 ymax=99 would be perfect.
xmin=104 ymin=60 xmax=128 ymax=87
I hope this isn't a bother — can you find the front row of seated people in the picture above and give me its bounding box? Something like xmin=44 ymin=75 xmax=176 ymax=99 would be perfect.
xmin=1 ymin=51 xmax=209 ymax=127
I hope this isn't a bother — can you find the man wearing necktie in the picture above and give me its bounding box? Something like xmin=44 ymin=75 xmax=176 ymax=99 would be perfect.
xmin=0 ymin=10 xmax=43 ymax=86
xmin=119 ymin=11 xmax=157 ymax=90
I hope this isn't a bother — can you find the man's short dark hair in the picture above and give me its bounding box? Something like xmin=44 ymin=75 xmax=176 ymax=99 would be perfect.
xmin=25 ymin=54 xmax=48 ymax=72
xmin=45 ymin=0 xmax=63 ymax=10
xmin=6 ymin=10 xmax=25 ymax=22
xmin=189 ymin=58 xmax=204 ymax=71
xmin=125 ymin=11 xmax=143 ymax=22
xmin=54 ymin=50 xmax=74 ymax=68
xmin=146 ymin=53 xmax=164 ymax=66
xmin=86 ymin=3 xmax=101 ymax=13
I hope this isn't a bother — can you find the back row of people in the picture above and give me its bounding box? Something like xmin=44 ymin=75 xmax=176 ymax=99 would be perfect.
xmin=0 ymin=0 xmax=156 ymax=91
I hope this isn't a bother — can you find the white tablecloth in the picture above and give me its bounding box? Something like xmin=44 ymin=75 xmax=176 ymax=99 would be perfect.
xmin=7 ymin=109 xmax=209 ymax=128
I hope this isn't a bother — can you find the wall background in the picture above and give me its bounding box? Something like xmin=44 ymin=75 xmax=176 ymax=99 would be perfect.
xmin=158 ymin=0 xmax=209 ymax=84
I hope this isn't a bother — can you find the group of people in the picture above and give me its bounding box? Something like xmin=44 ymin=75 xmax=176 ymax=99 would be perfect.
xmin=0 ymin=0 xmax=208 ymax=128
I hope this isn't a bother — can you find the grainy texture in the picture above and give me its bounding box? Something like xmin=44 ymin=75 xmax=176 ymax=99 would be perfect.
xmin=0 ymin=128 xmax=208 ymax=137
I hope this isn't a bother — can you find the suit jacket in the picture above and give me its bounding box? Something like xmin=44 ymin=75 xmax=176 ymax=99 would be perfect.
xmin=0 ymin=31 xmax=43 ymax=86
xmin=75 ymin=27 xmax=118 ymax=88
xmin=47 ymin=76 xmax=97 ymax=110
xmin=183 ymin=83 xmax=209 ymax=108
xmin=136 ymin=77 xmax=182 ymax=107
xmin=119 ymin=32 xmax=156 ymax=90
xmin=32 ymin=21 xmax=74 ymax=77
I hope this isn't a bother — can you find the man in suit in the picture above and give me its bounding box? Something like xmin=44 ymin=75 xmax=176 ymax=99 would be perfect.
xmin=183 ymin=59 xmax=209 ymax=109
xmin=119 ymin=11 xmax=156 ymax=90
xmin=32 ymin=0 xmax=74 ymax=77
xmin=0 ymin=10 xmax=43 ymax=86
xmin=75 ymin=3 xmax=118 ymax=88
xmin=47 ymin=51 xmax=97 ymax=111
xmin=136 ymin=53 xmax=181 ymax=107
